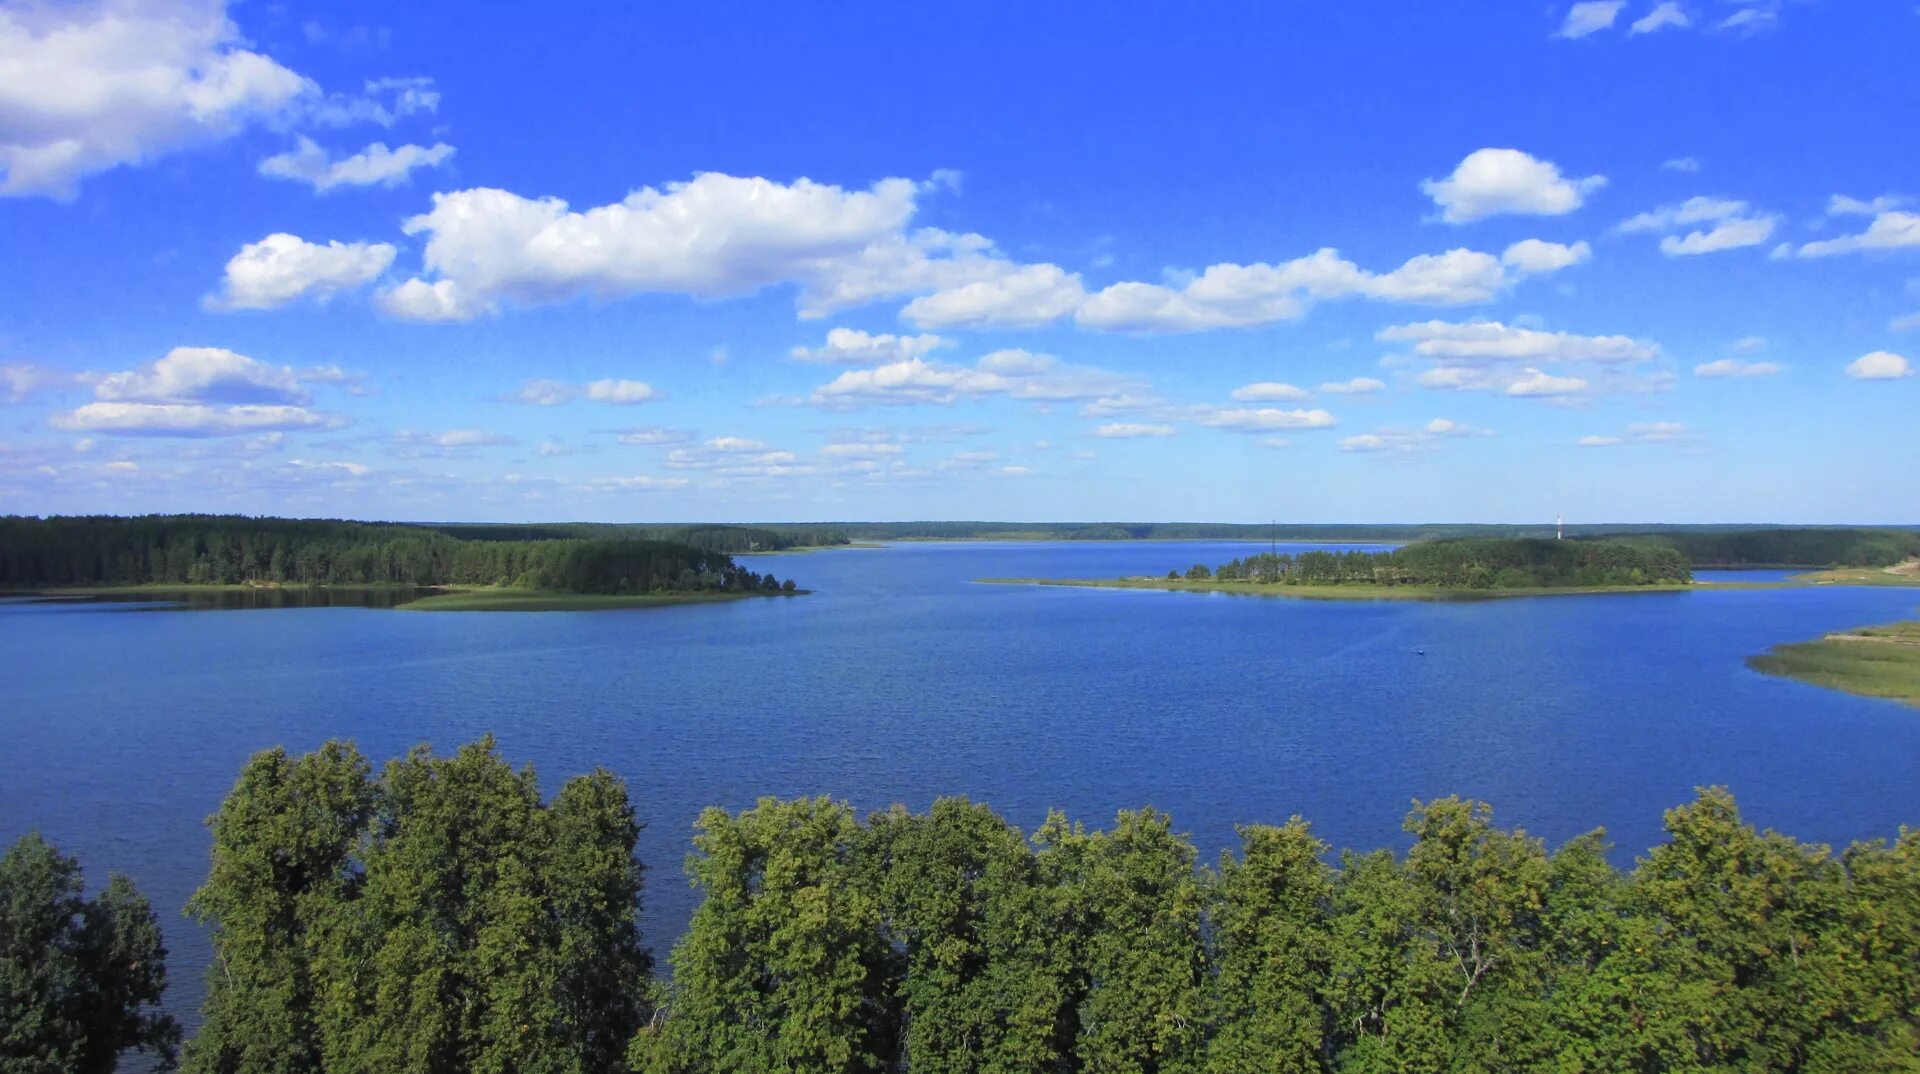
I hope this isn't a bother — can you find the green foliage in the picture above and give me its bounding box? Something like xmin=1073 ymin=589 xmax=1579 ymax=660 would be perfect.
xmin=0 ymin=833 xmax=179 ymax=1073
xmin=1202 ymin=538 xmax=1692 ymax=589
xmin=0 ymin=516 xmax=791 ymax=594
xmin=184 ymin=738 xmax=650 ymax=1074
xmin=1626 ymin=528 xmax=1920 ymax=568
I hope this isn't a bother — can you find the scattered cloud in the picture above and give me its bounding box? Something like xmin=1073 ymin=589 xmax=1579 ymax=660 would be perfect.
xmin=1845 ymin=351 xmax=1913 ymax=380
xmin=1196 ymin=407 xmax=1338 ymax=432
xmin=1660 ymin=157 xmax=1702 ymax=173
xmin=1421 ymin=148 xmax=1605 ymax=223
xmin=1892 ymin=312 xmax=1920 ymax=332
xmin=52 ymin=403 xmax=342 ymax=438
xmin=1554 ymin=2 xmax=1625 ymax=39
xmin=807 ymin=349 xmax=1138 ymax=409
xmin=392 ymin=428 xmax=517 ymax=456
xmin=1095 ymin=423 xmax=1177 ymax=439
xmin=0 ymin=0 xmax=311 ymax=198
xmin=1230 ymin=382 xmax=1312 ymax=402
xmin=1505 ymin=369 xmax=1592 ymax=398
xmin=507 ymin=378 xmax=657 ymax=405
xmin=902 ymin=263 xmax=1087 ymax=329
xmin=210 ymin=234 xmax=396 ymax=310
xmin=259 ymin=137 xmax=454 ymax=192
xmin=790 ymin=328 xmax=953 ymax=365
xmin=1380 ymin=320 xmax=1659 ymax=364
xmin=2 ymin=364 xmax=64 ymax=402
xmin=1577 ymin=421 xmax=1699 ymax=447
xmin=306 ymin=75 xmax=440 ymax=128
xmin=1829 ymin=194 xmax=1907 ymax=217
xmin=1320 ymin=376 xmax=1386 ymax=395
xmin=1340 ymin=418 xmax=1490 ymax=454
xmin=1500 ymin=239 xmax=1593 ymax=275
xmin=613 ymin=426 xmax=695 ymax=446
xmin=1694 ymin=358 xmax=1782 ymax=378
xmin=1784 ymin=212 xmax=1920 ymax=258
xmin=1620 ymin=196 xmax=1777 ymax=255
xmin=1630 ymin=3 xmax=1691 ymax=34
xmin=87 ymin=346 xmax=343 ymax=407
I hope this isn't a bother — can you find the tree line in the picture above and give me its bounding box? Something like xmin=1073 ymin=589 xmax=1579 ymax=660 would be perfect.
xmin=6 ymin=738 xmax=1916 ymax=1073
xmin=0 ymin=516 xmax=794 ymax=595
xmin=1180 ymin=538 xmax=1692 ymax=589
xmin=1614 ymin=528 xmax=1920 ymax=569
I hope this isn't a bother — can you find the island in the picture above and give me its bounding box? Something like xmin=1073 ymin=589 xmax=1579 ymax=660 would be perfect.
xmin=1749 ymin=620 xmax=1920 ymax=708
xmin=0 ymin=516 xmax=801 ymax=612
xmin=985 ymin=537 xmax=1696 ymax=600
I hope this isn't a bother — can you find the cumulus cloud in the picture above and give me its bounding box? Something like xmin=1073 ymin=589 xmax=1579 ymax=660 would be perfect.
xmin=1230 ymin=382 xmax=1312 ymax=402
xmin=1694 ymin=358 xmax=1782 ymax=378
xmin=210 ymin=233 xmax=396 ymax=310
xmin=1320 ymin=376 xmax=1386 ymax=395
xmin=52 ymin=402 xmax=340 ymax=437
xmin=259 ymin=136 xmax=454 ymax=192
xmin=1578 ymin=421 xmax=1697 ymax=447
xmin=0 ymin=0 xmax=312 ymax=198
xmin=1619 ymin=196 xmax=1777 ymax=255
xmin=1845 ymin=351 xmax=1913 ymax=380
xmin=377 ymin=173 xmax=1023 ymax=323
xmin=1379 ymin=320 xmax=1659 ymax=364
xmin=48 ymin=346 xmax=349 ymax=436
xmin=1095 ymin=423 xmax=1177 ymax=439
xmin=1501 ymin=239 xmax=1593 ymax=274
xmin=1631 ymin=2 xmax=1691 ymax=33
xmin=901 ymin=263 xmax=1087 ymax=329
xmin=1786 ymin=212 xmax=1920 ymax=258
xmin=1506 ymin=369 xmax=1591 ymax=398
xmin=506 ymin=378 xmax=657 ymax=405
xmin=1554 ymin=2 xmax=1625 ymax=38
xmin=790 ymin=328 xmax=953 ymax=365
xmin=1196 ymin=407 xmax=1338 ymax=432
xmin=808 ymin=349 xmax=1137 ymax=409
xmin=1074 ymin=245 xmax=1569 ymax=334
xmin=1421 ymin=148 xmax=1605 ymax=223
xmin=1340 ymin=418 xmax=1490 ymax=454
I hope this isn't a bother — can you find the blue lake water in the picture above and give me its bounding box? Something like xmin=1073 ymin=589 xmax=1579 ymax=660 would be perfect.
xmin=4 ymin=539 xmax=1919 ymax=1029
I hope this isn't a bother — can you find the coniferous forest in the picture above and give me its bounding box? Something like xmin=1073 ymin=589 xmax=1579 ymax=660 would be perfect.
xmin=4 ymin=738 xmax=1916 ymax=1073
xmin=1184 ymin=538 xmax=1693 ymax=589
xmin=0 ymin=516 xmax=793 ymax=595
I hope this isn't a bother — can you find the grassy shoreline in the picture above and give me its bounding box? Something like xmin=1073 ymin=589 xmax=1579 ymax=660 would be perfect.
xmin=977 ymin=577 xmax=1697 ymax=601
xmin=1749 ymin=621 xmax=1920 ymax=707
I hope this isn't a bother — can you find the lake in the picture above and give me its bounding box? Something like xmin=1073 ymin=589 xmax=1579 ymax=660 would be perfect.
xmin=4 ymin=539 xmax=1919 ymax=1030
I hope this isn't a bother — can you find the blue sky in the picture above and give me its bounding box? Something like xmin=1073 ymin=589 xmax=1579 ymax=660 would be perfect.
xmin=1 ymin=0 xmax=1916 ymax=523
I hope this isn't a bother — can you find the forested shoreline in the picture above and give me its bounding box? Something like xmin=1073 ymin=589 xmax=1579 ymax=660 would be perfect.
xmin=1175 ymin=537 xmax=1693 ymax=589
xmin=5 ymin=738 xmax=1916 ymax=1073
xmin=0 ymin=516 xmax=795 ymax=596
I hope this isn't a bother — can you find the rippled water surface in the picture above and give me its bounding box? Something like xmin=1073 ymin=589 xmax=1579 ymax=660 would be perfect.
xmin=4 ymin=540 xmax=1919 ymax=1025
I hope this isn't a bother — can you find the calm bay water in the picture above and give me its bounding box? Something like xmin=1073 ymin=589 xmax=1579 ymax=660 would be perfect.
xmin=4 ymin=539 xmax=1919 ymax=1027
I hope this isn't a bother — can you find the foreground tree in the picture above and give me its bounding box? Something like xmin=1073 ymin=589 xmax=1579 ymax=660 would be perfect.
xmin=0 ymin=833 xmax=179 ymax=1073
xmin=184 ymin=737 xmax=649 ymax=1074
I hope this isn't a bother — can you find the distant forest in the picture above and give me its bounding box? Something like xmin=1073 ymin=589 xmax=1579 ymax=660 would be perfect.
xmin=1188 ymin=538 xmax=1693 ymax=589
xmin=0 ymin=516 xmax=794 ymax=594
xmin=6 ymin=738 xmax=1917 ymax=1073
xmin=1612 ymin=527 xmax=1920 ymax=568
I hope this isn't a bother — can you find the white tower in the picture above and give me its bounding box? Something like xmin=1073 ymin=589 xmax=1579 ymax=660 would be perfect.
xmin=1556 ymin=515 xmax=1564 ymax=540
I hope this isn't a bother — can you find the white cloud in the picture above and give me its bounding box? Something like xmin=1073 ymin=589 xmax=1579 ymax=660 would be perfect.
xmin=1829 ymin=194 xmax=1906 ymax=217
xmin=1230 ymin=382 xmax=1312 ymax=402
xmin=1555 ymin=2 xmax=1625 ymax=38
xmin=259 ymin=137 xmax=454 ymax=192
xmin=394 ymin=428 xmax=516 ymax=450
xmin=1630 ymin=2 xmax=1691 ymax=34
xmin=1716 ymin=2 xmax=1780 ymax=34
xmin=1661 ymin=157 xmax=1702 ymax=173
xmin=306 ymin=76 xmax=440 ymax=128
xmin=507 ymin=378 xmax=657 ymax=405
xmin=1845 ymin=351 xmax=1913 ymax=380
xmin=901 ymin=263 xmax=1087 ymax=329
xmin=1578 ymin=421 xmax=1697 ymax=446
xmin=0 ymin=0 xmax=312 ymax=198
xmin=613 ymin=426 xmax=694 ymax=446
xmin=1501 ymin=238 xmax=1593 ymax=274
xmin=1096 ymin=423 xmax=1177 ymax=439
xmin=379 ymin=173 xmax=1012 ymax=323
xmin=585 ymin=379 xmax=657 ymax=404
xmin=820 ymin=442 xmax=906 ymax=458
xmin=375 ymin=278 xmax=477 ymax=322
xmin=1340 ymin=418 xmax=1490 ymax=454
xmin=52 ymin=402 xmax=340 ymax=437
xmin=211 ymin=233 xmax=396 ymax=310
xmin=790 ymin=328 xmax=952 ymax=365
xmin=2 ymin=364 xmax=62 ymax=402
xmin=90 ymin=346 xmax=332 ymax=405
xmin=1320 ymin=376 xmax=1386 ymax=395
xmin=1620 ymin=196 xmax=1777 ymax=255
xmin=1379 ymin=320 xmax=1659 ymax=364
xmin=1694 ymin=358 xmax=1782 ymax=378
xmin=1788 ymin=212 xmax=1920 ymax=258
xmin=807 ymin=350 xmax=1136 ymax=409
xmin=1506 ymin=369 xmax=1591 ymax=398
xmin=1074 ymin=245 xmax=1567 ymax=334
xmin=1420 ymin=148 xmax=1605 ymax=223
xmin=1196 ymin=407 xmax=1338 ymax=432
xmin=1892 ymin=312 xmax=1920 ymax=332
xmin=581 ymin=474 xmax=689 ymax=492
